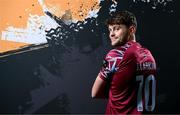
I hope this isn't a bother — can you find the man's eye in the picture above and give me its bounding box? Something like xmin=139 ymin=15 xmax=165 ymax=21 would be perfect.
xmin=114 ymin=27 xmax=120 ymax=30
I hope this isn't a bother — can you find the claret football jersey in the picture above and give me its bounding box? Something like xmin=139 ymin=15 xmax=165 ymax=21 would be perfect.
xmin=99 ymin=40 xmax=156 ymax=114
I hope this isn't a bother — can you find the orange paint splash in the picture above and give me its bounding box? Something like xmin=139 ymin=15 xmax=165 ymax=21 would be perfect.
xmin=0 ymin=40 xmax=28 ymax=53
xmin=44 ymin=0 xmax=100 ymax=21
xmin=0 ymin=0 xmax=43 ymax=32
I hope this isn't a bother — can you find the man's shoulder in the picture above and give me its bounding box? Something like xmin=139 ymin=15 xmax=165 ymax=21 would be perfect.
xmin=122 ymin=41 xmax=140 ymax=57
xmin=125 ymin=41 xmax=153 ymax=55
xmin=130 ymin=42 xmax=155 ymax=62
xmin=105 ymin=48 xmax=125 ymax=60
xmin=106 ymin=41 xmax=138 ymax=59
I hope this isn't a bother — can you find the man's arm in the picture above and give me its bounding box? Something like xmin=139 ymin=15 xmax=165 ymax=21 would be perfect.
xmin=92 ymin=51 xmax=117 ymax=99
xmin=91 ymin=74 xmax=108 ymax=99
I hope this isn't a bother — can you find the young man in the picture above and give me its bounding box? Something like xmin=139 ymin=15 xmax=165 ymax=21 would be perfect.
xmin=92 ymin=11 xmax=156 ymax=114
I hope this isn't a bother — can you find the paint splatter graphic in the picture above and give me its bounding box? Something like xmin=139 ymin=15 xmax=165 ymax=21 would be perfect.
xmin=45 ymin=0 xmax=118 ymax=54
xmin=132 ymin=0 xmax=174 ymax=10
xmin=39 ymin=0 xmax=101 ymax=22
xmin=0 ymin=0 xmax=117 ymax=53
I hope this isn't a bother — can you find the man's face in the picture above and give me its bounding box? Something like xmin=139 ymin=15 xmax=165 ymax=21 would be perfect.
xmin=108 ymin=24 xmax=130 ymax=47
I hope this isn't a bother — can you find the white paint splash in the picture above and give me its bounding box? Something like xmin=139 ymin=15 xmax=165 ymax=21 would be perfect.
xmin=133 ymin=0 xmax=174 ymax=9
xmin=2 ymin=14 xmax=59 ymax=44
xmin=109 ymin=0 xmax=118 ymax=14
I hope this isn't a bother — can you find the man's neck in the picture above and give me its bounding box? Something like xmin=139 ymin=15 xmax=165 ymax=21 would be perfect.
xmin=129 ymin=34 xmax=136 ymax=42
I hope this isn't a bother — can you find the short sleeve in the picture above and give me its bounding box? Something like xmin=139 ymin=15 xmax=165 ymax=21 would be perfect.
xmin=99 ymin=49 xmax=123 ymax=80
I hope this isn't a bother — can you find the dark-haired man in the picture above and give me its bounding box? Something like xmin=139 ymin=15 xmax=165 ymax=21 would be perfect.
xmin=92 ymin=11 xmax=156 ymax=114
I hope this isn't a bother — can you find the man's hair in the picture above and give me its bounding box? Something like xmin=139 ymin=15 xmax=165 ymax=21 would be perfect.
xmin=106 ymin=11 xmax=137 ymax=29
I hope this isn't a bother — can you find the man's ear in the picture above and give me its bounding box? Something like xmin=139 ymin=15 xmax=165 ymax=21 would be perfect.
xmin=129 ymin=26 xmax=136 ymax=34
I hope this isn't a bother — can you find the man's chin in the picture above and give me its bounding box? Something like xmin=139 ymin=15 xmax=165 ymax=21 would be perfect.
xmin=111 ymin=42 xmax=123 ymax=47
xmin=111 ymin=42 xmax=116 ymax=47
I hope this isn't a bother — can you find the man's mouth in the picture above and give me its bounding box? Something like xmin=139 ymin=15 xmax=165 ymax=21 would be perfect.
xmin=111 ymin=38 xmax=116 ymax=41
xmin=111 ymin=38 xmax=118 ymax=43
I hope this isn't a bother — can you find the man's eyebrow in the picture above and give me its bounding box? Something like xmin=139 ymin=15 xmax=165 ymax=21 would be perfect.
xmin=108 ymin=28 xmax=112 ymax=30
xmin=114 ymin=25 xmax=121 ymax=27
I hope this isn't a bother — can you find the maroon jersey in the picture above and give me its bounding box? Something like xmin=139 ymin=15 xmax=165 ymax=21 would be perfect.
xmin=99 ymin=41 xmax=156 ymax=114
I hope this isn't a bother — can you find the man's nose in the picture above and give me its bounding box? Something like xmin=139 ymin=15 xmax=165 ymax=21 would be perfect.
xmin=110 ymin=31 xmax=115 ymax=37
